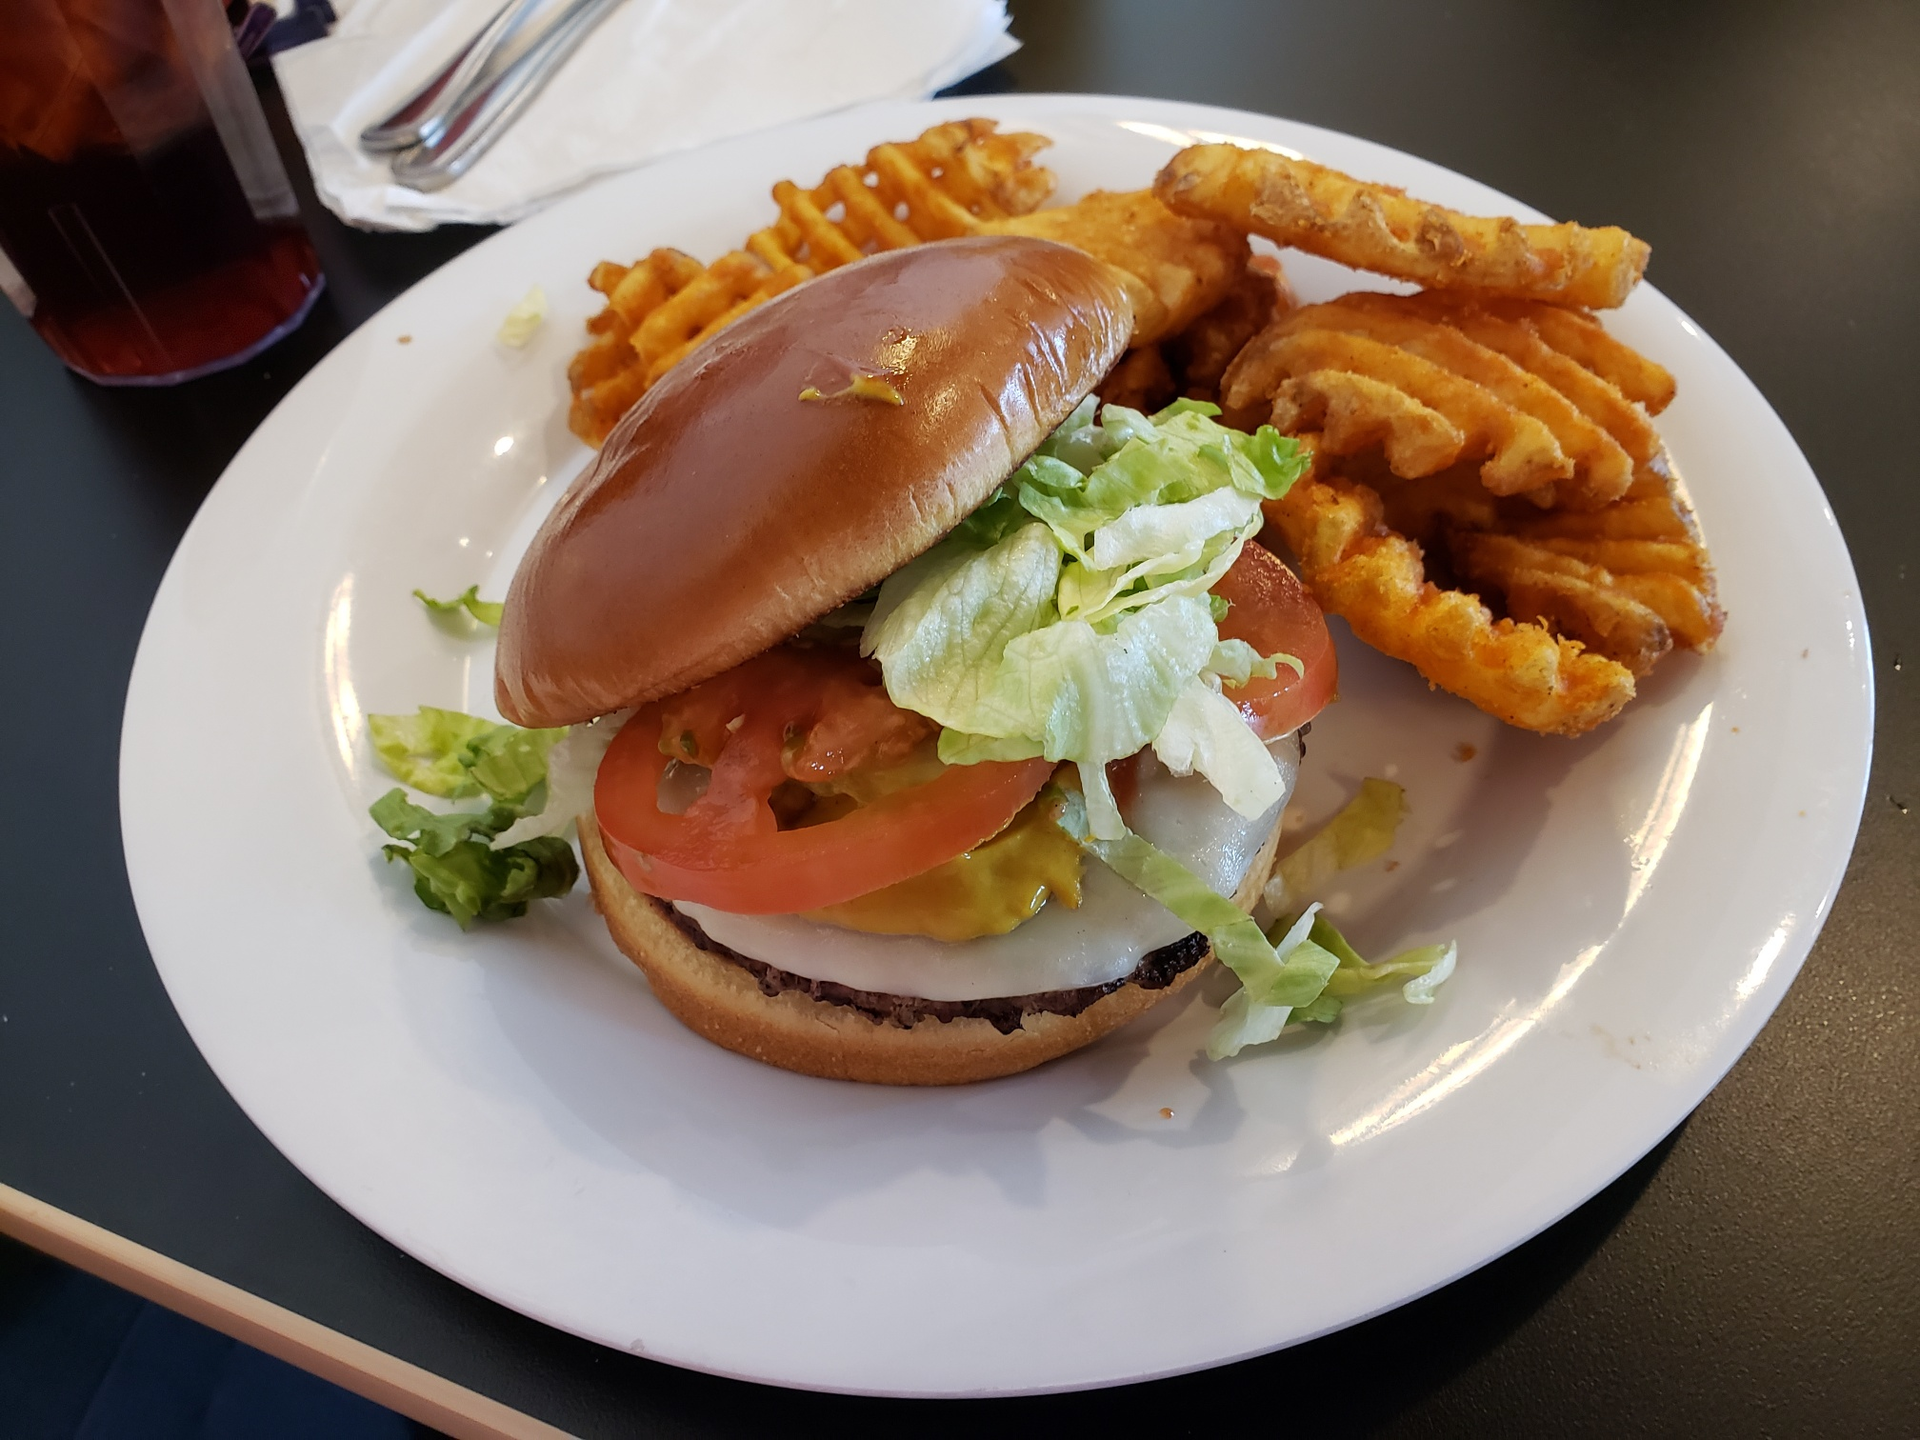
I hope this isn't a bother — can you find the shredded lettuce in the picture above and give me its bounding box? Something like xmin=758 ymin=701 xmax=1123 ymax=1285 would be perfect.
xmin=980 ymin=596 xmax=1216 ymax=762
xmin=1055 ymin=768 xmax=1453 ymax=1058
xmin=867 ymin=521 xmax=1067 ymax=735
xmin=1074 ymin=760 xmax=1128 ymax=841
xmin=1264 ymin=777 xmax=1410 ymax=913
xmin=368 ymin=706 xmax=566 ymax=799
xmin=1207 ymin=907 xmax=1341 ymax=1058
xmin=1015 ymin=400 xmax=1297 ymax=629
xmin=1057 ymin=790 xmax=1436 ymax=1060
xmin=1086 ymin=486 xmax=1256 ymax=573
xmin=1151 ymin=678 xmax=1289 ymax=820
xmin=865 ymin=399 xmax=1308 ymax=821
xmin=1207 ymin=637 xmax=1303 ymax=686
xmin=367 ymin=706 xmax=578 ymax=925
xmin=1308 ymin=916 xmax=1458 ymax=1011
xmin=1058 ymin=785 xmax=1283 ymax=983
xmin=1202 ymin=778 xmax=1456 ymax=1054
xmin=369 ymin=707 xmax=507 ymax=797
xmin=1207 ymin=911 xmax=1457 ymax=1058
xmin=1028 ymin=396 xmax=1302 ymax=509
xmin=372 ymin=789 xmax=577 ymax=927
xmin=490 ymin=709 xmax=633 ymax=847
xmin=934 ymin=732 xmax=1045 ymax=765
xmin=874 ymin=397 xmax=1349 ymax=1061
xmin=414 ymin=586 xmax=504 ymax=628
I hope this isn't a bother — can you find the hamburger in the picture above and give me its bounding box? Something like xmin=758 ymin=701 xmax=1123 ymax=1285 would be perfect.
xmin=493 ymin=235 xmax=1338 ymax=1085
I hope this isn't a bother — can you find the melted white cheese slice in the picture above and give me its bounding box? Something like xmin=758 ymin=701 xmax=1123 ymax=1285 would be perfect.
xmin=676 ymin=734 xmax=1300 ymax=1002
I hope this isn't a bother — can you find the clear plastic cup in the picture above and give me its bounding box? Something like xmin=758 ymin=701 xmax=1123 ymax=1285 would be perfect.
xmin=0 ymin=0 xmax=325 ymax=384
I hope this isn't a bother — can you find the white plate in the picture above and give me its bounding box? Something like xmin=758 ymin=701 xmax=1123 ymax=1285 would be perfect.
xmin=121 ymin=95 xmax=1872 ymax=1396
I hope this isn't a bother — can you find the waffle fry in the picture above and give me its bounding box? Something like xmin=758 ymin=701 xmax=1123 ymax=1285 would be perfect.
xmin=1225 ymin=291 xmax=1676 ymax=508
xmin=983 ymin=189 xmax=1248 ymax=346
xmin=565 ymin=249 xmax=811 ymax=442
xmin=1094 ymin=253 xmax=1295 ymax=413
xmin=1448 ymin=529 xmax=1672 ymax=675
xmin=1475 ymin=299 xmax=1676 ymax=412
xmin=1095 ymin=345 xmax=1179 ymax=412
xmin=566 ymin=120 xmax=1058 ymax=447
xmin=1358 ymin=453 xmax=1723 ymax=654
xmin=1266 ymin=457 xmax=1722 ymax=730
xmin=1384 ymin=294 xmax=1673 ymax=448
xmin=1165 ymin=253 xmax=1295 ymax=402
xmin=1497 ymin=465 xmax=1724 ymax=650
xmin=1155 ymin=143 xmax=1650 ymax=309
xmin=746 ymin=120 xmax=1057 ymax=272
xmin=1267 ymin=368 xmax=1467 ymax=480
xmin=1281 ymin=299 xmax=1634 ymax=504
xmin=1263 ymin=452 xmax=1641 ymax=734
xmin=1230 ymin=324 xmax=1573 ymax=497
xmin=1248 ymin=293 xmax=1720 ymax=732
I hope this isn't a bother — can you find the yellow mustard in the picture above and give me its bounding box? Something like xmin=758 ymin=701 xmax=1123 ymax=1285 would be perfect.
xmin=804 ymin=789 xmax=1084 ymax=941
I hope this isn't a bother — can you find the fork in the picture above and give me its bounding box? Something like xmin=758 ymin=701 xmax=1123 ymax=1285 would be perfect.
xmin=384 ymin=0 xmax=624 ymax=192
xmin=358 ymin=0 xmax=545 ymax=154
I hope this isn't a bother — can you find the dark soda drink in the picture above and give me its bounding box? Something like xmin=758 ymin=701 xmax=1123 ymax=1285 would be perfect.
xmin=0 ymin=0 xmax=324 ymax=384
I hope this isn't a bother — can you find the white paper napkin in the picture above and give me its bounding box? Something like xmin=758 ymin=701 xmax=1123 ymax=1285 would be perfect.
xmin=273 ymin=0 xmax=1017 ymax=230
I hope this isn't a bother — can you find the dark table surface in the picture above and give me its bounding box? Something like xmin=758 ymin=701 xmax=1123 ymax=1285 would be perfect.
xmin=4 ymin=1 xmax=1915 ymax=1434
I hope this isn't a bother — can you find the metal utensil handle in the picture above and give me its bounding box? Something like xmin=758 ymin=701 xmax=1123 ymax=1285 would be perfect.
xmin=389 ymin=0 xmax=621 ymax=192
xmin=359 ymin=0 xmax=540 ymax=154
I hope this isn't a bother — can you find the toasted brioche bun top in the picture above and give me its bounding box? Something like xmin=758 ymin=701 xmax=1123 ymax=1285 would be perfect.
xmin=496 ymin=236 xmax=1134 ymax=727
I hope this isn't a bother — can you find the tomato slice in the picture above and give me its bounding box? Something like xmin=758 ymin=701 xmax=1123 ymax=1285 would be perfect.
xmin=595 ymin=647 xmax=1054 ymax=914
xmin=1215 ymin=541 xmax=1337 ymax=738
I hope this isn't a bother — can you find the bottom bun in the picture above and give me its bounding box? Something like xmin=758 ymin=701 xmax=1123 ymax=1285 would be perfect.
xmin=579 ymin=810 xmax=1285 ymax=1086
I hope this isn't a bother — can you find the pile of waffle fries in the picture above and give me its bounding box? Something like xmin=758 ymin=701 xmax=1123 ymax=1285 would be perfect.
xmin=1153 ymin=144 xmax=1721 ymax=735
xmin=562 ymin=121 xmax=1721 ymax=734
xmin=567 ymin=120 xmax=1055 ymax=447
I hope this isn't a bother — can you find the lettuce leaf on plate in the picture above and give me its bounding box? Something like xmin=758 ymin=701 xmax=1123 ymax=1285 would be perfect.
xmin=368 ymin=707 xmax=503 ymax=797
xmin=1057 ymin=791 xmax=1444 ymax=1060
xmin=414 ymin=585 xmax=504 ymax=628
xmin=367 ymin=705 xmax=567 ymax=801
xmin=367 ymin=706 xmax=579 ymax=925
xmin=1204 ymin=778 xmax=1455 ymax=1053
xmin=1308 ymin=916 xmax=1458 ymax=1011
xmin=371 ymin=789 xmax=576 ymax=928
xmin=1264 ymin=777 xmax=1409 ymax=913
xmin=1207 ymin=910 xmax=1457 ymax=1058
xmin=1206 ymin=906 xmax=1342 ymax=1059
xmin=461 ymin=723 xmax=566 ymax=807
